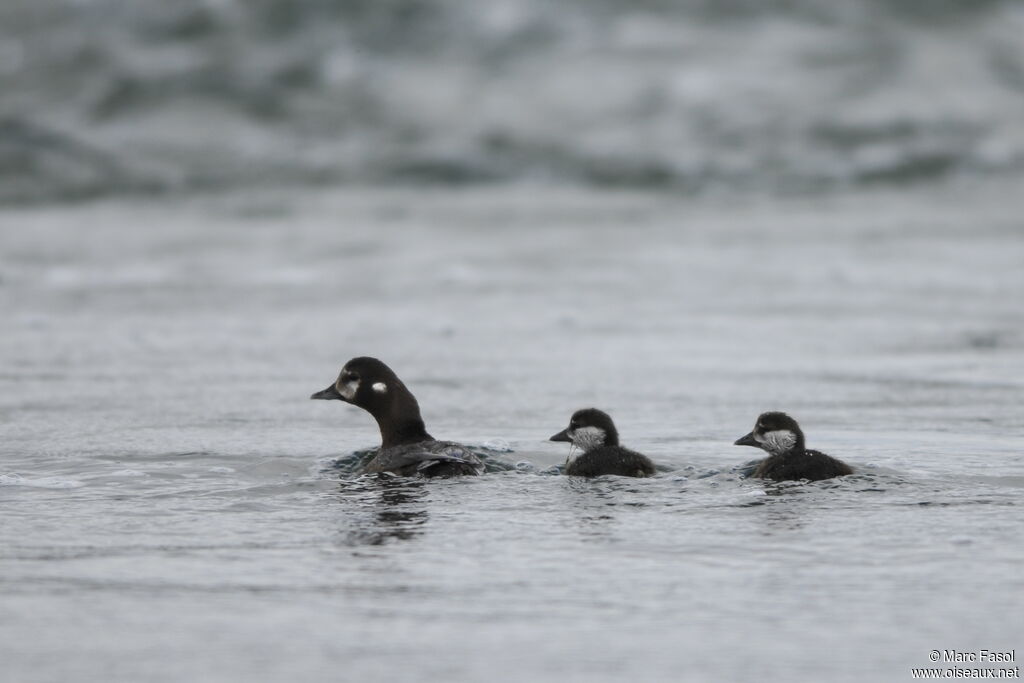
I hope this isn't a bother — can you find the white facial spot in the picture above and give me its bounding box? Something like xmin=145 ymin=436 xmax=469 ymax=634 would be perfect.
xmin=761 ymin=429 xmax=797 ymax=454
xmin=569 ymin=426 xmax=606 ymax=452
xmin=372 ymin=382 xmax=388 ymax=394
xmin=337 ymin=379 xmax=359 ymax=400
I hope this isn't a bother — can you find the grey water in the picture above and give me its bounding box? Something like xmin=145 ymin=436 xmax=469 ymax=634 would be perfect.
xmin=4 ymin=1 xmax=1024 ymax=681
xmin=2 ymin=183 xmax=1023 ymax=682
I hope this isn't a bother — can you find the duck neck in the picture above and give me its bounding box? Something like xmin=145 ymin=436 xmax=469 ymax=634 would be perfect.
xmin=374 ymin=389 xmax=433 ymax=448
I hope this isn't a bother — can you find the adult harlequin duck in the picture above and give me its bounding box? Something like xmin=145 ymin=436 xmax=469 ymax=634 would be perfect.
xmin=311 ymin=357 xmax=483 ymax=477
xmin=550 ymin=408 xmax=656 ymax=478
xmin=734 ymin=411 xmax=853 ymax=482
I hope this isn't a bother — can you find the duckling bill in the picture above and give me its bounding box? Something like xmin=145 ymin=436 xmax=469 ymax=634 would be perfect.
xmin=312 ymin=356 xmax=483 ymax=477
xmin=550 ymin=408 xmax=655 ymax=478
xmin=734 ymin=411 xmax=853 ymax=482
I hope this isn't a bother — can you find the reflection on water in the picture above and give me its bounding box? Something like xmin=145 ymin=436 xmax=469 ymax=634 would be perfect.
xmin=563 ymin=489 xmax=617 ymax=540
xmin=754 ymin=495 xmax=809 ymax=532
xmin=336 ymin=476 xmax=429 ymax=546
xmin=557 ymin=477 xmax=658 ymax=541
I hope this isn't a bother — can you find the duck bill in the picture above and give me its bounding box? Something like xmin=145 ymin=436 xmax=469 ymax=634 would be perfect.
xmin=549 ymin=428 xmax=571 ymax=443
xmin=311 ymin=384 xmax=343 ymax=401
xmin=734 ymin=432 xmax=760 ymax=447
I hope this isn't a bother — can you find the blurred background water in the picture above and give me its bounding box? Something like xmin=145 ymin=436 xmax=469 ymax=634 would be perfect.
xmin=2 ymin=0 xmax=1024 ymax=202
xmin=2 ymin=2 xmax=1023 ymax=683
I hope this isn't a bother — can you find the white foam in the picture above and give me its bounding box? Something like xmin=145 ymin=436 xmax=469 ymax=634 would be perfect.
xmin=0 ymin=473 xmax=84 ymax=489
xmin=110 ymin=469 xmax=147 ymax=477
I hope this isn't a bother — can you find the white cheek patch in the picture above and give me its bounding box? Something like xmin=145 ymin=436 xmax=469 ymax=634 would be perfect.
xmin=761 ymin=429 xmax=797 ymax=454
xmin=337 ymin=379 xmax=359 ymax=400
xmin=569 ymin=426 xmax=606 ymax=452
xmin=372 ymin=382 xmax=388 ymax=394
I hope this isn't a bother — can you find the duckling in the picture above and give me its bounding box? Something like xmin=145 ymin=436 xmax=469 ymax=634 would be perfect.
xmin=734 ymin=412 xmax=852 ymax=482
xmin=550 ymin=408 xmax=655 ymax=478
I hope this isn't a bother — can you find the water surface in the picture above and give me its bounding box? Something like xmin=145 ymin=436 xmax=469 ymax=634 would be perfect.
xmin=2 ymin=182 xmax=1023 ymax=682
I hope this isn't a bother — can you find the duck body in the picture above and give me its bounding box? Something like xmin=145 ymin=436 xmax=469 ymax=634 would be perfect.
xmin=751 ymin=448 xmax=853 ymax=482
xmin=564 ymin=445 xmax=656 ymax=478
xmin=363 ymin=440 xmax=483 ymax=477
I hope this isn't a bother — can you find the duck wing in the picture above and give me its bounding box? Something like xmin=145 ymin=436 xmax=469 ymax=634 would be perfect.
xmin=364 ymin=441 xmax=484 ymax=476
